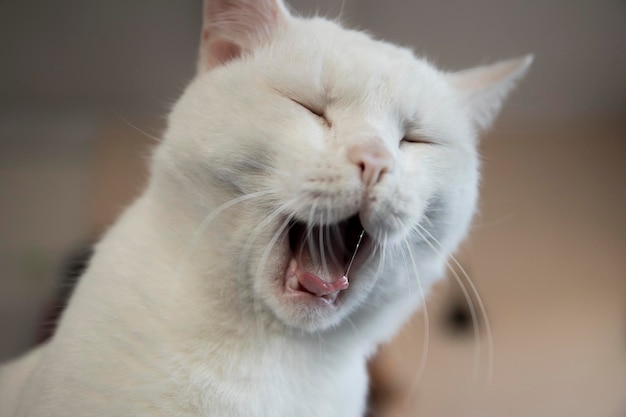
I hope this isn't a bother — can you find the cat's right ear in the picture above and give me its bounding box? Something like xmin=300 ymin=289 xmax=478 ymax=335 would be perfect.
xmin=198 ymin=0 xmax=289 ymax=73
xmin=447 ymin=55 xmax=533 ymax=131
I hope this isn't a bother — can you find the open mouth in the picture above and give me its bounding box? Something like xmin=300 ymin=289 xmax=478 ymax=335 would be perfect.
xmin=283 ymin=214 xmax=369 ymax=305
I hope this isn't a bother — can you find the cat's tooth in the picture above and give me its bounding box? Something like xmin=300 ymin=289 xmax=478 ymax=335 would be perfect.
xmin=285 ymin=258 xmax=299 ymax=290
xmin=288 ymin=258 xmax=297 ymax=275
xmin=287 ymin=276 xmax=299 ymax=291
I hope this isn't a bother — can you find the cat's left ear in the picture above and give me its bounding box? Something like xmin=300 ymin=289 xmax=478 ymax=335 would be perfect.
xmin=198 ymin=0 xmax=289 ymax=73
xmin=447 ymin=55 xmax=533 ymax=131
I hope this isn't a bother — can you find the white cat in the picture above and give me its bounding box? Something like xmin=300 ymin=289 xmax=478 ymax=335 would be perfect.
xmin=0 ymin=1 xmax=531 ymax=416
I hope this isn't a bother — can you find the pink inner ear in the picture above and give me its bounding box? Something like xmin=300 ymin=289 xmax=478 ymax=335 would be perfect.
xmin=197 ymin=0 xmax=286 ymax=73
xmin=205 ymin=35 xmax=243 ymax=68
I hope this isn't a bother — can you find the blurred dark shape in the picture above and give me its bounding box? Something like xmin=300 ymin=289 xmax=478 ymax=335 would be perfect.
xmin=445 ymin=300 xmax=473 ymax=336
xmin=36 ymin=243 xmax=93 ymax=343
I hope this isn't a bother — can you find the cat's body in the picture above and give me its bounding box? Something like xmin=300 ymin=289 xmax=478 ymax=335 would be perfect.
xmin=0 ymin=1 xmax=530 ymax=416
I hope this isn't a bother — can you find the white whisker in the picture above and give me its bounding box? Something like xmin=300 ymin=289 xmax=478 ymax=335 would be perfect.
xmin=238 ymin=198 xmax=300 ymax=278
xmin=175 ymin=189 xmax=277 ymax=275
xmin=417 ymin=223 xmax=494 ymax=383
xmin=319 ymin=211 xmax=329 ymax=279
xmin=255 ymin=216 xmax=292 ymax=284
xmin=324 ymin=201 xmax=342 ymax=271
xmin=372 ymin=232 xmax=388 ymax=283
xmin=306 ymin=201 xmax=319 ymax=265
xmin=343 ymin=230 xmax=365 ymax=280
xmin=252 ymin=215 xmax=293 ymax=334
xmin=114 ymin=111 xmax=163 ymax=144
xmin=403 ymin=239 xmax=430 ymax=397
xmin=448 ymin=252 xmax=494 ymax=383
xmin=413 ymin=224 xmax=482 ymax=381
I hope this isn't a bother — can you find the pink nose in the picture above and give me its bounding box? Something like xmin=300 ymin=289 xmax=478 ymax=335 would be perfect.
xmin=347 ymin=140 xmax=392 ymax=187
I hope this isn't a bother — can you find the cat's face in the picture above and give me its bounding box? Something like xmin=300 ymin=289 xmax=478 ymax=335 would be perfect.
xmin=155 ymin=1 xmax=530 ymax=332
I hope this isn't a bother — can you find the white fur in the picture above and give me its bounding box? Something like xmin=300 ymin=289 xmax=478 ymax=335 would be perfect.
xmin=0 ymin=1 xmax=530 ymax=416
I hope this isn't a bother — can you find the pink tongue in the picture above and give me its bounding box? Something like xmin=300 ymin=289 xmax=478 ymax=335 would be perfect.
xmin=298 ymin=272 xmax=349 ymax=297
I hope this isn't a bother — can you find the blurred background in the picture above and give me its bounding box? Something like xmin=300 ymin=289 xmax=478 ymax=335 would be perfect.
xmin=1 ymin=0 xmax=625 ymax=416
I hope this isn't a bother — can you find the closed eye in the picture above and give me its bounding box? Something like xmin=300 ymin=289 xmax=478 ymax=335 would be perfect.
xmin=401 ymin=136 xmax=436 ymax=145
xmin=289 ymin=98 xmax=331 ymax=127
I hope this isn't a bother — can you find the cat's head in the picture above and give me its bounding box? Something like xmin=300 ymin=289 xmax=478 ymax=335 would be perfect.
xmin=154 ymin=0 xmax=531 ymax=333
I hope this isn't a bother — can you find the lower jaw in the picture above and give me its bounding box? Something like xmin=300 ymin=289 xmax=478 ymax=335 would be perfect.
xmin=282 ymin=289 xmax=341 ymax=308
